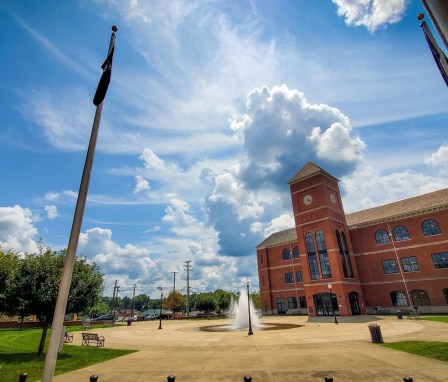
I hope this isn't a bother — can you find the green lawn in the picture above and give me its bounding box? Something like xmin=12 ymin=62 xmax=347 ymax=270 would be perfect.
xmin=0 ymin=327 xmax=136 ymax=382
xmin=420 ymin=316 xmax=448 ymax=324
xmin=380 ymin=341 xmax=448 ymax=362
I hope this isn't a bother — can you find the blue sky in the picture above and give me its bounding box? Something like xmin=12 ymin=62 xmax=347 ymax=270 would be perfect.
xmin=1 ymin=0 xmax=447 ymax=299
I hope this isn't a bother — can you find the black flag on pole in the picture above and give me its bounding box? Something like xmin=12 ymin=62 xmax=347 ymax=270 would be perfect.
xmin=420 ymin=20 xmax=448 ymax=87
xmin=93 ymin=45 xmax=115 ymax=106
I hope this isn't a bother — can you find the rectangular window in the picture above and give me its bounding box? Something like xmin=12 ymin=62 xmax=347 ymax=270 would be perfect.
xmin=262 ymin=275 xmax=265 ymax=286
xmin=284 ymin=272 xmax=294 ymax=284
xmin=288 ymin=297 xmax=297 ymax=309
xmin=401 ymin=256 xmax=419 ymax=272
xmin=295 ymin=271 xmax=303 ymax=283
xmin=432 ymin=253 xmax=448 ymax=269
xmin=382 ymin=259 xmax=399 ymax=274
xmin=260 ymin=255 xmax=263 ymax=264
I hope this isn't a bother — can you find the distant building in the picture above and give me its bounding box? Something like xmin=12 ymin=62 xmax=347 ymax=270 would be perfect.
xmin=256 ymin=161 xmax=448 ymax=316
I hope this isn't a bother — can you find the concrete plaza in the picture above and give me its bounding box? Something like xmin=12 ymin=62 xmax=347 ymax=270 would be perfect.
xmin=54 ymin=315 xmax=448 ymax=382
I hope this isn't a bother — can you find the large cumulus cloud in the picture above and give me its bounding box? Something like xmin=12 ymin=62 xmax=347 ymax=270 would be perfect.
xmin=207 ymin=85 xmax=366 ymax=257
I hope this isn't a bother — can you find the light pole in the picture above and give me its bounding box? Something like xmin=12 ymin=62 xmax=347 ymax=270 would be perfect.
xmin=246 ymin=280 xmax=254 ymax=336
xmin=327 ymin=283 xmax=338 ymax=324
xmin=157 ymin=287 xmax=163 ymax=330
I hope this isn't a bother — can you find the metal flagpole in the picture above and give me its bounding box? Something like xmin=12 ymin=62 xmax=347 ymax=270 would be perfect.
xmin=41 ymin=26 xmax=117 ymax=382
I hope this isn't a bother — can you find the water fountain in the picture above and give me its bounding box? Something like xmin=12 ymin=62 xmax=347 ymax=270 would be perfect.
xmin=229 ymin=287 xmax=260 ymax=330
xmin=196 ymin=289 xmax=302 ymax=332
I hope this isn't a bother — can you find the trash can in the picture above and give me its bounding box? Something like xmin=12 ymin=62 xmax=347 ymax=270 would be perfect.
xmin=127 ymin=319 xmax=132 ymax=326
xmin=397 ymin=311 xmax=403 ymax=319
xmin=368 ymin=324 xmax=383 ymax=343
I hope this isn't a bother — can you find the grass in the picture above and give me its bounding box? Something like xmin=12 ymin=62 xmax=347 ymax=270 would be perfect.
xmin=420 ymin=316 xmax=448 ymax=324
xmin=380 ymin=341 xmax=448 ymax=362
xmin=0 ymin=327 xmax=136 ymax=382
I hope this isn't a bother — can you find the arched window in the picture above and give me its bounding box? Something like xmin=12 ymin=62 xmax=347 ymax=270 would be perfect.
xmin=411 ymin=290 xmax=430 ymax=306
xmin=340 ymin=232 xmax=354 ymax=278
xmin=393 ymin=225 xmax=410 ymax=241
xmin=316 ymin=230 xmax=331 ymax=279
xmin=282 ymin=248 xmax=291 ymax=260
xmin=422 ymin=219 xmax=441 ymax=236
xmin=292 ymin=246 xmax=299 ymax=258
xmin=390 ymin=291 xmax=408 ymax=306
xmin=305 ymin=232 xmax=320 ymax=280
xmin=375 ymin=229 xmax=390 ymax=244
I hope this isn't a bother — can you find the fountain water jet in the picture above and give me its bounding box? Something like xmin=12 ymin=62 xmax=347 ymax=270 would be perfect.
xmin=229 ymin=288 xmax=260 ymax=330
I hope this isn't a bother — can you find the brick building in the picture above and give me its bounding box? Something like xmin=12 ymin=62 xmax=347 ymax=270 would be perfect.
xmin=256 ymin=161 xmax=448 ymax=316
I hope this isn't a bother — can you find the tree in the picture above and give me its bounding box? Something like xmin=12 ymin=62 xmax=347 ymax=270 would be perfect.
xmin=134 ymin=294 xmax=151 ymax=312
xmin=213 ymin=289 xmax=234 ymax=313
xmin=9 ymin=250 xmax=103 ymax=354
xmin=250 ymin=290 xmax=261 ymax=310
xmin=0 ymin=250 xmax=22 ymax=322
xmin=194 ymin=292 xmax=216 ymax=313
xmin=164 ymin=291 xmax=185 ymax=315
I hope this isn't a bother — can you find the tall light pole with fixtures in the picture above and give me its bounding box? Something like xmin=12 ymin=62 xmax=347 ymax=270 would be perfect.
xmin=327 ymin=283 xmax=338 ymax=324
xmin=246 ymin=280 xmax=254 ymax=336
xmin=157 ymin=287 xmax=163 ymax=330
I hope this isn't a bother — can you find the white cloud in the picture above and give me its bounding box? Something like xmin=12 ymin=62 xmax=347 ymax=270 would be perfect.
xmin=44 ymin=205 xmax=58 ymax=219
xmin=332 ymin=0 xmax=407 ymax=32
xmin=425 ymin=144 xmax=448 ymax=176
xmin=0 ymin=205 xmax=38 ymax=253
xmin=308 ymin=122 xmax=366 ymax=163
xmin=230 ymin=85 xmax=362 ymax=172
xmin=341 ymin=164 xmax=448 ymax=212
xmin=134 ymin=175 xmax=150 ymax=193
xmin=78 ymin=227 xmax=156 ymax=285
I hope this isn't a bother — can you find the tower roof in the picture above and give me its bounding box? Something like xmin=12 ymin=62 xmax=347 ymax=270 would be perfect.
xmin=288 ymin=161 xmax=339 ymax=185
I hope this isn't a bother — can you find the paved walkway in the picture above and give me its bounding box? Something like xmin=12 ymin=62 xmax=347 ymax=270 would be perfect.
xmin=54 ymin=316 xmax=448 ymax=382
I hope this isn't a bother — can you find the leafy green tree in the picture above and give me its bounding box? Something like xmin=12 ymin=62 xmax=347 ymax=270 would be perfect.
xmin=0 ymin=250 xmax=19 ymax=312
xmin=213 ymin=289 xmax=233 ymax=313
xmin=9 ymin=250 xmax=103 ymax=354
xmin=121 ymin=296 xmax=131 ymax=312
xmin=194 ymin=292 xmax=216 ymax=313
xmin=164 ymin=291 xmax=185 ymax=315
xmin=250 ymin=290 xmax=261 ymax=310
xmin=134 ymin=294 xmax=151 ymax=312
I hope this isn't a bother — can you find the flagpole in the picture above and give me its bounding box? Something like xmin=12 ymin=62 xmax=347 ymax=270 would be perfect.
xmin=42 ymin=26 xmax=117 ymax=382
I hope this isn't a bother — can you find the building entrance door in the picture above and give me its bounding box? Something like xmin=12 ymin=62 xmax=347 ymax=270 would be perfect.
xmin=313 ymin=293 xmax=338 ymax=316
xmin=348 ymin=292 xmax=361 ymax=315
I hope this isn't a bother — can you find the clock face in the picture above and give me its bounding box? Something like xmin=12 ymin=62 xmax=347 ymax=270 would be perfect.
xmin=330 ymin=194 xmax=337 ymax=204
xmin=303 ymin=194 xmax=313 ymax=205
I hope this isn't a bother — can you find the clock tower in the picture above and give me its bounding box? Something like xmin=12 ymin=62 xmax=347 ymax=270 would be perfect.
xmin=288 ymin=161 xmax=365 ymax=316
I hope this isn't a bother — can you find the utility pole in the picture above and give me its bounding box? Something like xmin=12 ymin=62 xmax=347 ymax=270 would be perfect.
xmin=112 ymin=286 xmax=120 ymax=318
xmin=130 ymin=284 xmax=136 ymax=317
xmin=171 ymin=271 xmax=179 ymax=293
xmin=110 ymin=280 xmax=117 ymax=314
xmin=184 ymin=261 xmax=192 ymax=315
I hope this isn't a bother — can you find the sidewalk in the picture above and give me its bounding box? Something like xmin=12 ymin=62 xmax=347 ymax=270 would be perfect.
xmin=53 ymin=316 xmax=448 ymax=382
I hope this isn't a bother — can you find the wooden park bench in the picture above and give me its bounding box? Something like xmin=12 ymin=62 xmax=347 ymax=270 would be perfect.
xmin=82 ymin=322 xmax=94 ymax=330
xmin=64 ymin=330 xmax=73 ymax=343
xmin=81 ymin=332 xmax=105 ymax=347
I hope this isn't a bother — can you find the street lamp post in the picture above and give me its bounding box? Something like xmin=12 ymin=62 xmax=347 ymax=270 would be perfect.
xmin=327 ymin=283 xmax=338 ymax=324
xmin=246 ymin=280 xmax=254 ymax=336
xmin=157 ymin=287 xmax=163 ymax=330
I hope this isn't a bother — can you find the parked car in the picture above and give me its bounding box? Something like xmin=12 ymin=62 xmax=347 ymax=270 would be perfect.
xmin=155 ymin=313 xmax=173 ymax=320
xmin=90 ymin=314 xmax=115 ymax=322
xmin=144 ymin=313 xmax=158 ymax=321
